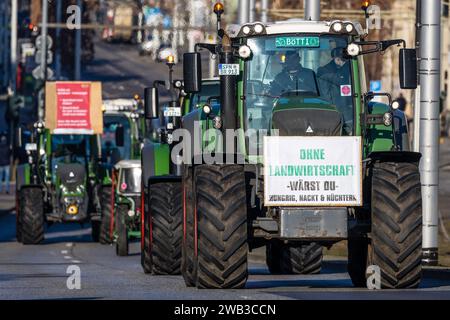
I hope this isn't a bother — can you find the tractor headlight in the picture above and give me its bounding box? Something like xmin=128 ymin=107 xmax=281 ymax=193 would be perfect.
xmin=202 ymin=104 xmax=212 ymax=115
xmin=391 ymin=101 xmax=400 ymax=110
xmin=345 ymin=23 xmax=354 ymax=33
xmin=242 ymin=25 xmax=251 ymax=35
xmin=383 ymin=112 xmax=393 ymax=126
xmin=174 ymin=80 xmax=183 ymax=88
xmin=346 ymin=43 xmax=360 ymax=57
xmin=332 ymin=22 xmax=343 ymax=33
xmin=238 ymin=45 xmax=252 ymax=59
xmin=213 ymin=116 xmax=222 ymax=129
xmin=254 ymin=23 xmax=264 ymax=34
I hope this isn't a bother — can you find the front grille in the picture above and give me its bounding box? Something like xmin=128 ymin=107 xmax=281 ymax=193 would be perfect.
xmin=272 ymin=108 xmax=343 ymax=136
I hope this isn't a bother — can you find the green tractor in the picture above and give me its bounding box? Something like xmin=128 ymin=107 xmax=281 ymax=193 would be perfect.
xmin=111 ymin=159 xmax=142 ymax=256
xmin=16 ymin=127 xmax=105 ymax=244
xmin=178 ymin=4 xmax=422 ymax=289
xmin=140 ymin=55 xmax=220 ymax=274
xmin=98 ymin=97 xmax=146 ymax=245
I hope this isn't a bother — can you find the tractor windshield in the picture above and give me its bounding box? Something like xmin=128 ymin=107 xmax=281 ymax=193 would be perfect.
xmin=51 ymin=135 xmax=88 ymax=162
xmin=244 ymin=34 xmax=354 ymax=135
xmin=102 ymin=115 xmax=132 ymax=164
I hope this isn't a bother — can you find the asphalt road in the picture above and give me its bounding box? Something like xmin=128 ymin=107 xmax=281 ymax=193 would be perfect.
xmin=1 ymin=208 xmax=450 ymax=300
xmin=82 ymin=41 xmax=184 ymax=99
xmin=1 ymin=41 xmax=450 ymax=300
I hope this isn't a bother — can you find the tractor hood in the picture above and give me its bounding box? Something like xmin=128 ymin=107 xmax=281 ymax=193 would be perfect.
xmin=56 ymin=163 xmax=86 ymax=192
xmin=271 ymin=96 xmax=343 ymax=136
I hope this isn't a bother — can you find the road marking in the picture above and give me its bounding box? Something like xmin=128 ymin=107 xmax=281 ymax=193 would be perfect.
xmin=66 ymin=243 xmax=73 ymax=247
xmin=64 ymin=256 xmax=72 ymax=260
xmin=61 ymin=250 xmax=68 ymax=254
xmin=71 ymin=260 xmax=81 ymax=264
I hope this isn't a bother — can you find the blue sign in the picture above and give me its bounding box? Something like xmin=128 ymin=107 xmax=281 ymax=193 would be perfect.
xmin=370 ymin=80 xmax=382 ymax=92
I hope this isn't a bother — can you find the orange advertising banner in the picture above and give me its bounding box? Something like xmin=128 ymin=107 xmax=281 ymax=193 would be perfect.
xmin=45 ymin=81 xmax=103 ymax=134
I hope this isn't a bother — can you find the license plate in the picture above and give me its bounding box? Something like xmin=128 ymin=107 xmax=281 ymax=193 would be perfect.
xmin=218 ymin=63 xmax=240 ymax=76
xmin=163 ymin=107 xmax=181 ymax=117
xmin=25 ymin=143 xmax=37 ymax=151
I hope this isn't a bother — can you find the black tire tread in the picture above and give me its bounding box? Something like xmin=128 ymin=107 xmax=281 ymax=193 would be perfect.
xmin=20 ymin=188 xmax=44 ymax=244
xmin=116 ymin=204 xmax=129 ymax=256
xmin=149 ymin=182 xmax=183 ymax=275
xmin=371 ymin=162 xmax=422 ymax=289
xmin=196 ymin=165 xmax=248 ymax=289
xmin=181 ymin=167 xmax=197 ymax=286
xmin=99 ymin=186 xmax=113 ymax=244
xmin=266 ymin=241 xmax=323 ymax=275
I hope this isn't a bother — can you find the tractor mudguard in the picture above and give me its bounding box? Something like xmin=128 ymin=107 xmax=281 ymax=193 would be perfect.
xmin=366 ymin=102 xmax=394 ymax=153
xmin=141 ymin=142 xmax=170 ymax=188
xmin=16 ymin=164 xmax=31 ymax=191
xmin=182 ymin=108 xmax=203 ymax=165
xmin=393 ymin=109 xmax=410 ymax=151
xmin=368 ymin=151 xmax=422 ymax=165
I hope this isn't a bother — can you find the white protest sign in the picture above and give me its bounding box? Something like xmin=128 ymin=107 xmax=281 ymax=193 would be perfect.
xmin=264 ymin=136 xmax=362 ymax=206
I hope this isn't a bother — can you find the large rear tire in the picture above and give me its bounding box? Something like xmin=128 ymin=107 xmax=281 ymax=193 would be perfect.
xmin=99 ymin=186 xmax=113 ymax=244
xmin=181 ymin=167 xmax=197 ymax=286
xmin=20 ymin=187 xmax=44 ymax=244
xmin=348 ymin=162 xmax=422 ymax=289
xmin=370 ymin=162 xmax=422 ymax=289
xmin=141 ymin=187 xmax=152 ymax=273
xmin=266 ymin=241 xmax=322 ymax=274
xmin=116 ymin=204 xmax=129 ymax=256
xmin=195 ymin=165 xmax=248 ymax=289
xmin=146 ymin=182 xmax=183 ymax=275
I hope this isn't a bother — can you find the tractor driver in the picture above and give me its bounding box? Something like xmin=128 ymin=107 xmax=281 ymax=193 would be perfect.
xmin=318 ymin=47 xmax=354 ymax=133
xmin=269 ymin=51 xmax=318 ymax=97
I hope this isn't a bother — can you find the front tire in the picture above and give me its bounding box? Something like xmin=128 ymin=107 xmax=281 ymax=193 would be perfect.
xmin=142 ymin=182 xmax=182 ymax=275
xmin=266 ymin=241 xmax=323 ymax=274
xmin=195 ymin=165 xmax=248 ymax=289
xmin=141 ymin=187 xmax=152 ymax=273
xmin=99 ymin=186 xmax=113 ymax=244
xmin=20 ymin=187 xmax=44 ymax=244
xmin=181 ymin=167 xmax=197 ymax=286
xmin=116 ymin=204 xmax=129 ymax=256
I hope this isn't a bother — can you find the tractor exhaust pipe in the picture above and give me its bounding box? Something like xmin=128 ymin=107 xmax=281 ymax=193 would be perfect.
xmin=219 ymin=35 xmax=237 ymax=157
xmin=419 ymin=0 xmax=441 ymax=266
xmin=304 ymin=0 xmax=320 ymax=21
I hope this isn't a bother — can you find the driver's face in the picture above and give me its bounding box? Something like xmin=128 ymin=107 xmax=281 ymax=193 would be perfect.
xmin=334 ymin=57 xmax=345 ymax=67
xmin=286 ymin=54 xmax=300 ymax=71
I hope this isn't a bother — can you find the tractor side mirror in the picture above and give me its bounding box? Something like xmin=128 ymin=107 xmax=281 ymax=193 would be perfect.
xmin=144 ymin=87 xmax=159 ymax=119
xmin=399 ymin=48 xmax=418 ymax=89
xmin=183 ymin=52 xmax=202 ymax=93
xmin=115 ymin=125 xmax=125 ymax=147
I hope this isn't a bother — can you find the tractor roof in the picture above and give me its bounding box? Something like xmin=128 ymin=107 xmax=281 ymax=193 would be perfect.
xmin=227 ymin=19 xmax=364 ymax=38
xmin=103 ymin=99 xmax=138 ymax=113
xmin=114 ymin=159 xmax=141 ymax=170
